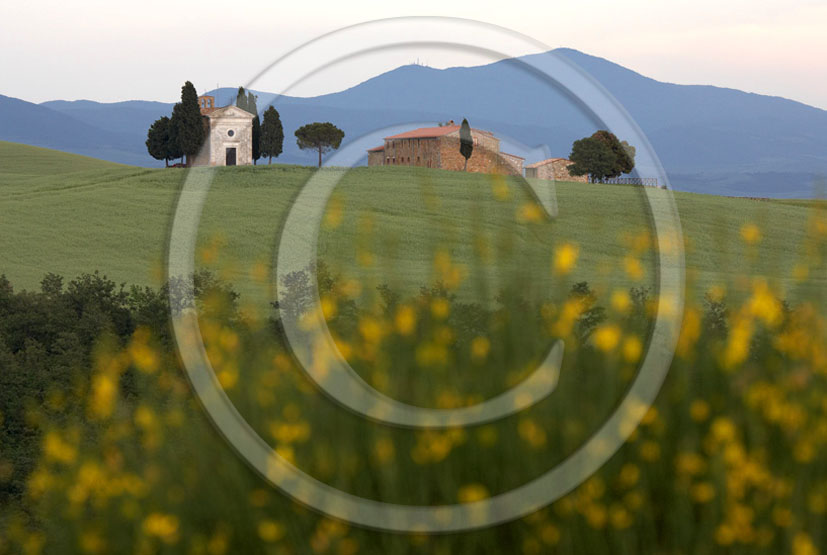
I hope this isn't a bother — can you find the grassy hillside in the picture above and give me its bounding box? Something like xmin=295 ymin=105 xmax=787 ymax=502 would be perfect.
xmin=1 ymin=141 xmax=823 ymax=308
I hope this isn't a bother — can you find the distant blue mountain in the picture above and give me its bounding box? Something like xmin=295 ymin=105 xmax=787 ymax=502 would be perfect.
xmin=3 ymin=48 xmax=826 ymax=197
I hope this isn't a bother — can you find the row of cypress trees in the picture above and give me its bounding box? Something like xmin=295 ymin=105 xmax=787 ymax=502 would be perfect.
xmin=145 ymin=82 xmax=284 ymax=167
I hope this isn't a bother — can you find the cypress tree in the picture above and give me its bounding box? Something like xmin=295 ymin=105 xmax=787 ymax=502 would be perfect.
xmin=170 ymin=81 xmax=205 ymax=166
xmin=260 ymin=106 xmax=284 ymax=164
xmin=459 ymin=118 xmax=473 ymax=171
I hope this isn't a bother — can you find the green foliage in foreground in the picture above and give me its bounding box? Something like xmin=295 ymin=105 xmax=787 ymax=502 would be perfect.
xmin=1 ymin=265 xmax=826 ymax=554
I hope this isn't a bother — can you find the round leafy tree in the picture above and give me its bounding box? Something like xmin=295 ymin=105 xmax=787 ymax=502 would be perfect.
xmin=294 ymin=122 xmax=345 ymax=167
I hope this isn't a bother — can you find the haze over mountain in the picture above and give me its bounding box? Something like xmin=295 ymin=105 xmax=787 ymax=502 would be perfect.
xmin=3 ymin=48 xmax=825 ymax=197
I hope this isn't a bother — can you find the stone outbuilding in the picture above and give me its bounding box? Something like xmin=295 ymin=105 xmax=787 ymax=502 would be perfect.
xmin=524 ymin=158 xmax=588 ymax=182
xmin=191 ymin=96 xmax=254 ymax=167
xmin=366 ymin=122 xmax=523 ymax=175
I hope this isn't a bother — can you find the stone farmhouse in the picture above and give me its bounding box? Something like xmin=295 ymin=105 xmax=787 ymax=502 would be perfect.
xmin=525 ymin=157 xmax=587 ymax=182
xmin=366 ymin=122 xmax=524 ymax=175
xmin=190 ymin=95 xmax=254 ymax=167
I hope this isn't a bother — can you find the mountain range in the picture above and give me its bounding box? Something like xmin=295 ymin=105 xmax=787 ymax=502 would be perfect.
xmin=2 ymin=48 xmax=825 ymax=197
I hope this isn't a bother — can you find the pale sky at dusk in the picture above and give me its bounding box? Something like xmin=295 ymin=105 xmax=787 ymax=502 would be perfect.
xmin=3 ymin=0 xmax=826 ymax=110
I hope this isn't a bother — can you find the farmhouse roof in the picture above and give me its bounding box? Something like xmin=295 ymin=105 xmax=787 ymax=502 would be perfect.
xmin=367 ymin=145 xmax=384 ymax=152
xmin=383 ymin=125 xmax=495 ymax=140
xmin=525 ymin=157 xmax=569 ymax=169
xmin=384 ymin=125 xmax=459 ymax=140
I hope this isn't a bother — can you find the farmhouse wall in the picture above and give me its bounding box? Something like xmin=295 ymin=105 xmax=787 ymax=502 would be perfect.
xmin=438 ymin=130 xmax=504 ymax=174
xmin=380 ymin=137 xmax=442 ymax=168
xmin=525 ymin=158 xmax=587 ymax=182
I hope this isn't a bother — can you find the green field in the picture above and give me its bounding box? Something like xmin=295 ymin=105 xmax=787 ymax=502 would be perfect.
xmin=1 ymin=140 xmax=823 ymax=308
xmin=4 ymin=141 xmax=827 ymax=553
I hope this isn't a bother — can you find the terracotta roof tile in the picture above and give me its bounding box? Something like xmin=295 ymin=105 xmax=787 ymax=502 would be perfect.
xmin=367 ymin=145 xmax=384 ymax=152
xmin=384 ymin=125 xmax=460 ymax=140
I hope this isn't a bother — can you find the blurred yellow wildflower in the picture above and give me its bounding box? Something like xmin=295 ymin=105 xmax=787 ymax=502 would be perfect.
xmin=610 ymin=289 xmax=631 ymax=313
xmin=43 ymin=431 xmax=76 ymax=465
xmin=740 ymin=223 xmax=762 ymax=245
xmin=609 ymin=504 xmax=633 ymax=529
xmin=690 ymin=482 xmax=716 ymax=503
xmin=622 ymin=335 xmax=643 ymax=363
xmin=624 ymin=256 xmax=644 ymax=280
xmin=457 ymin=483 xmax=490 ymax=503
xmin=792 ymin=532 xmax=818 ymax=555
xmin=690 ymin=399 xmax=710 ymax=422
xmin=430 ymin=298 xmax=450 ymax=320
xmin=593 ymin=324 xmax=621 ymax=352
xmin=552 ymin=243 xmax=579 ymax=275
xmin=492 ymin=174 xmax=510 ymax=200
xmin=518 ymin=418 xmax=547 ymax=448
xmin=257 ymin=520 xmax=285 ymax=543
xmin=142 ymin=513 xmax=179 ymax=544
xmin=517 ymin=202 xmax=545 ymax=223
xmin=471 ymin=336 xmax=491 ymax=362
xmin=394 ymin=304 xmax=417 ymax=336
xmin=373 ymin=437 xmax=395 ymax=464
xmin=639 ymin=441 xmax=661 ymax=462
xmin=540 ymin=523 xmax=561 ymax=545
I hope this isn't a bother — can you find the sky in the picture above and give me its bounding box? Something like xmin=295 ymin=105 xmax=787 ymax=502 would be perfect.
xmin=2 ymin=0 xmax=826 ymax=110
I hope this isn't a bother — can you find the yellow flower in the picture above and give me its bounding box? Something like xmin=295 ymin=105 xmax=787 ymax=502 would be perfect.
xmin=583 ymin=503 xmax=607 ymax=529
xmin=142 ymin=513 xmax=179 ymax=544
xmin=430 ymin=298 xmax=450 ymax=320
xmin=457 ymin=483 xmax=490 ymax=503
xmin=257 ymin=520 xmax=285 ymax=543
xmin=540 ymin=523 xmax=561 ymax=545
xmin=710 ymin=417 xmax=737 ymax=443
xmin=517 ymin=202 xmax=544 ymax=223
xmin=518 ymin=418 xmax=547 ymax=448
xmin=492 ymin=174 xmax=510 ymax=200
xmin=323 ymin=197 xmax=343 ymax=229
xmin=622 ymin=335 xmax=643 ymax=363
xmin=552 ymin=243 xmax=579 ymax=275
xmin=676 ymin=307 xmax=701 ymax=360
xmin=722 ymin=317 xmax=753 ymax=370
xmin=470 ymin=336 xmax=491 ymax=362
xmin=320 ymin=295 xmax=337 ymax=321
xmin=618 ymin=464 xmax=640 ymax=488
xmin=690 ymin=399 xmax=710 ymax=422
xmin=690 ymin=482 xmax=716 ymax=503
xmin=373 ymin=437 xmax=395 ymax=464
xmin=676 ymin=452 xmax=707 ymax=476
xmin=624 ymin=256 xmax=644 ymax=280
xmin=610 ymin=289 xmax=631 ymax=313
xmin=43 ymin=431 xmax=77 ymax=464
xmin=715 ymin=524 xmax=736 ymax=546
xmin=593 ymin=324 xmax=621 ymax=352
xmin=792 ymin=532 xmax=818 ymax=555
xmin=639 ymin=441 xmax=661 ymax=462
xmin=609 ymin=504 xmax=633 ymax=529
xmin=746 ymin=279 xmax=783 ymax=327
xmin=394 ymin=305 xmax=416 ymax=335
xmin=740 ymin=223 xmax=762 ymax=245
xmin=358 ymin=316 xmax=386 ymax=344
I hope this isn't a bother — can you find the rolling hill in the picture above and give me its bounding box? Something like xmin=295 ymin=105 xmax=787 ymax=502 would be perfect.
xmin=1 ymin=141 xmax=823 ymax=310
xmin=3 ymin=49 xmax=826 ymax=197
